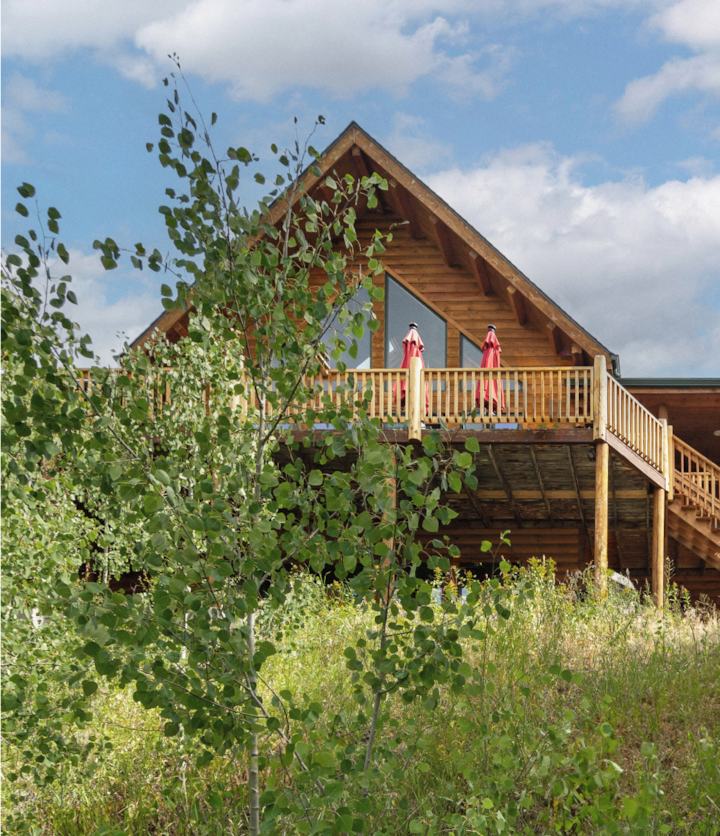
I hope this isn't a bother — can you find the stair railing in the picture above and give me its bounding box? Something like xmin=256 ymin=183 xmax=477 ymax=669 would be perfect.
xmin=673 ymin=436 xmax=720 ymax=520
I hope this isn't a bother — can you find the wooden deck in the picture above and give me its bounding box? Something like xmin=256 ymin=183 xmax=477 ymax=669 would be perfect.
xmin=75 ymin=356 xmax=720 ymax=602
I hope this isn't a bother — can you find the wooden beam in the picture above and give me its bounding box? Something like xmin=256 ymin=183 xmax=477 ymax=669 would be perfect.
xmin=604 ymin=431 xmax=666 ymax=490
xmin=471 ymin=488 xmax=646 ymax=500
xmin=567 ymin=446 xmax=590 ymax=554
xmin=547 ymin=323 xmax=563 ymax=355
xmin=169 ymin=321 xmax=189 ymax=340
xmin=610 ymin=453 xmax=623 ymax=569
xmin=430 ymin=216 xmax=456 ymax=268
xmin=594 ymin=440 xmax=609 ymax=593
xmin=571 ymin=343 xmax=584 ymax=366
xmin=646 ymin=491 xmax=652 ymax=573
xmin=463 ymin=482 xmax=492 ymax=528
xmin=388 ymin=179 xmax=422 ymax=238
xmin=507 ymin=287 xmax=527 ymax=326
xmin=469 ymin=250 xmax=492 ymax=295
xmin=487 ymin=446 xmax=523 ymax=529
xmin=529 ymin=446 xmax=554 ymax=525
xmin=652 ymin=486 xmax=665 ymax=607
xmin=351 ymin=146 xmax=371 ymax=179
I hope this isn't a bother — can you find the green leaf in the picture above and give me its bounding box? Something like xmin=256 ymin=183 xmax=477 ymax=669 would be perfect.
xmin=15 ymin=203 xmax=28 ymax=217
xmin=314 ymin=750 xmax=334 ymax=768
xmin=422 ymin=516 xmax=438 ymax=532
xmin=57 ymin=243 xmax=69 ymax=264
xmin=622 ymin=797 xmax=639 ymax=818
xmin=161 ymin=284 xmax=173 ymax=297
xmin=82 ymin=680 xmax=98 ymax=697
xmin=465 ymin=436 xmax=479 ymax=453
xmin=17 ymin=182 xmax=35 ymax=198
xmin=308 ymin=470 xmax=323 ymax=486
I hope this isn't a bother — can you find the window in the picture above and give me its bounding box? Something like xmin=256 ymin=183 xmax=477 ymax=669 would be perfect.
xmin=321 ymin=286 xmax=372 ymax=369
xmin=385 ymin=274 xmax=446 ymax=368
xmin=460 ymin=335 xmax=484 ymax=369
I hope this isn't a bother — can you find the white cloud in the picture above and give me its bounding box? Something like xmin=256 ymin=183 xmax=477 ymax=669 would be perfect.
xmin=2 ymin=0 xmax=512 ymax=102
xmin=425 ymin=144 xmax=720 ymax=376
xmin=1 ymin=73 xmax=66 ymax=165
xmin=383 ymin=113 xmax=453 ymax=171
xmin=1 ymin=1 xmax=185 ymax=63
xmin=615 ymin=0 xmax=720 ymax=126
xmin=4 ymin=73 xmax=67 ymax=112
xmin=677 ymin=155 xmax=715 ymax=177
xmin=135 ymin=0 xmax=508 ymax=102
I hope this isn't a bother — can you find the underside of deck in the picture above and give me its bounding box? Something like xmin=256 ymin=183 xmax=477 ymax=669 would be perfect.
xmin=279 ymin=428 xmax=720 ymax=604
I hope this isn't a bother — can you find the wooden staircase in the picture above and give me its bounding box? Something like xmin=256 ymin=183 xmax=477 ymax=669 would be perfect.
xmin=668 ymin=437 xmax=720 ymax=571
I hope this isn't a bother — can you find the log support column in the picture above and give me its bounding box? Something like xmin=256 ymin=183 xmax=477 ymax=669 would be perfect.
xmin=652 ymin=487 xmax=665 ymax=608
xmin=592 ymin=354 xmax=609 ymax=595
xmin=652 ymin=417 xmax=669 ymax=608
xmin=594 ymin=441 xmax=609 ymax=594
xmin=408 ymin=356 xmax=423 ymax=441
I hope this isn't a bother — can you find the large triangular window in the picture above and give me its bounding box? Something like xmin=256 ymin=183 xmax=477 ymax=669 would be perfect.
xmin=384 ymin=274 xmax=446 ymax=368
xmin=321 ymin=285 xmax=372 ymax=369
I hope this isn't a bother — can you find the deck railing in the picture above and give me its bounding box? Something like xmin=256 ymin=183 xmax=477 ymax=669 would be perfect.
xmin=420 ymin=367 xmax=593 ymax=426
xmin=605 ymin=370 xmax=665 ymax=472
xmin=674 ymin=436 xmax=720 ymax=519
xmin=76 ymin=361 xmax=690 ymax=487
xmin=74 ymin=365 xmax=592 ymax=428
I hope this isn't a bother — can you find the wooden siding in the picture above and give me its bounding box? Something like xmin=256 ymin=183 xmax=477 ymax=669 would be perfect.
xmin=351 ymin=216 xmax=568 ymax=369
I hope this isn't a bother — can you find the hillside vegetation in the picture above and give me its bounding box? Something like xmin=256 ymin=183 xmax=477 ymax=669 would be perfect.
xmin=4 ymin=564 xmax=719 ymax=836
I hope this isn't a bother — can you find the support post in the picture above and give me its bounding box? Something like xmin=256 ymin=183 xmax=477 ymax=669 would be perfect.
xmin=408 ymin=356 xmax=423 ymax=440
xmin=593 ymin=354 xmax=609 ymax=594
xmin=652 ymin=486 xmax=665 ymax=608
xmin=594 ymin=440 xmax=609 ymax=594
xmin=665 ymin=427 xmax=675 ymax=502
xmin=592 ymin=354 xmax=607 ymax=441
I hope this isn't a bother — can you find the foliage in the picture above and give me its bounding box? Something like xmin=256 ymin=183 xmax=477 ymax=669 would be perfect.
xmin=3 ymin=66 xmax=478 ymax=835
xmin=3 ymin=568 xmax=719 ymax=836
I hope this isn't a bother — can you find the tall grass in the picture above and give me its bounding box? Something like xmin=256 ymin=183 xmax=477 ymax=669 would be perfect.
xmin=3 ymin=564 xmax=719 ymax=835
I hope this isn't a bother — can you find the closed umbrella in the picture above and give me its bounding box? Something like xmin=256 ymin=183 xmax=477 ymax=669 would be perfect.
xmin=394 ymin=322 xmax=426 ymax=410
xmin=475 ymin=324 xmax=505 ymax=416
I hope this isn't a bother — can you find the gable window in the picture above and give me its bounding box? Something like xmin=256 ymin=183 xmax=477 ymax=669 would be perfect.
xmin=460 ymin=335 xmax=484 ymax=369
xmin=385 ymin=274 xmax=446 ymax=368
xmin=321 ymin=286 xmax=372 ymax=369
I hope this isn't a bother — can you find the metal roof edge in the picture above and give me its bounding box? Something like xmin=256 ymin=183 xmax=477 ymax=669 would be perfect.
xmin=620 ymin=378 xmax=720 ymax=388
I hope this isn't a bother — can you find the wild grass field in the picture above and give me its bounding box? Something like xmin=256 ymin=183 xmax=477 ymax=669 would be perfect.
xmin=3 ymin=563 xmax=720 ymax=836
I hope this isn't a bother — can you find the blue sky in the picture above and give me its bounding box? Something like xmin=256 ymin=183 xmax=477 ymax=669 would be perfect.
xmin=3 ymin=0 xmax=720 ymax=375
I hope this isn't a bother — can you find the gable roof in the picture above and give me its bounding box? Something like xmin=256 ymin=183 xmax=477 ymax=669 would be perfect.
xmin=131 ymin=121 xmax=616 ymax=369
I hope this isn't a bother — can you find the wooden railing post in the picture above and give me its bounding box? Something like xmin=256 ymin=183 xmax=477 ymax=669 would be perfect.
xmin=592 ymin=355 xmax=607 ymax=442
xmin=408 ymin=356 xmax=423 ymax=440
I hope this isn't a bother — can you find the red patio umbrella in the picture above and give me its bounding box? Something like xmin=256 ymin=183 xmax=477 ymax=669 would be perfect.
xmin=393 ymin=322 xmax=426 ymax=408
xmin=475 ymin=324 xmax=505 ymax=415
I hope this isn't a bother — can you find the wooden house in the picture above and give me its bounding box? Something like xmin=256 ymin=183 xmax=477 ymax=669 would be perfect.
xmin=129 ymin=123 xmax=720 ymax=605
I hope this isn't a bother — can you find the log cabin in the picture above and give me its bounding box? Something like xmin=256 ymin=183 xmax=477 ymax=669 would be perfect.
xmin=124 ymin=122 xmax=720 ymax=606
